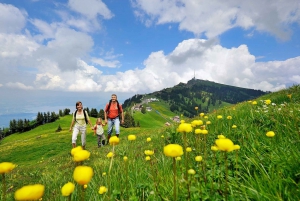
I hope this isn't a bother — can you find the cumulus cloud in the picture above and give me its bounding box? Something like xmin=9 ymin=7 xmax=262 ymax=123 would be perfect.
xmin=131 ymin=0 xmax=300 ymax=39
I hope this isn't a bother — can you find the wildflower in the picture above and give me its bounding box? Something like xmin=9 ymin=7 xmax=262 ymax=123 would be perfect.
xmin=177 ymin=123 xmax=193 ymax=133
xmin=175 ymin=157 xmax=181 ymax=161
xmin=109 ymin=136 xmax=120 ymax=145
xmin=211 ymin=146 xmax=219 ymax=151
xmin=195 ymin=106 xmax=198 ymax=110
xmin=61 ymin=182 xmax=75 ymax=197
xmin=161 ymin=135 xmax=164 ymax=138
xmin=252 ymin=101 xmax=257 ymax=105
xmin=218 ymin=134 xmax=226 ymax=139
xmin=232 ymin=125 xmax=237 ymax=129
xmin=287 ymin=94 xmax=292 ymax=99
xmin=200 ymin=113 xmax=205 ymax=117
xmin=206 ymin=121 xmax=211 ymax=125
xmin=145 ymin=156 xmax=151 ymax=161
xmin=84 ymin=184 xmax=88 ymax=189
xmin=266 ymin=131 xmax=275 ymax=137
xmin=14 ymin=184 xmax=45 ymax=201
xmin=195 ymin=129 xmax=202 ymax=134
xmin=73 ymin=150 xmax=90 ymax=162
xmin=217 ymin=115 xmax=223 ymax=119
xmin=127 ymin=135 xmax=136 ymax=141
xmin=144 ymin=150 xmax=154 ymax=156
xmin=191 ymin=120 xmax=203 ymax=127
xmin=215 ymin=138 xmax=235 ymax=152
xmin=0 ymin=162 xmax=16 ymax=174
xmin=146 ymin=137 xmax=151 ymax=142
xmin=71 ymin=146 xmax=83 ymax=156
xmin=195 ymin=156 xmax=203 ymax=162
xmin=106 ymin=152 xmax=114 ymax=158
xmin=73 ymin=166 xmax=93 ymax=185
xmin=188 ymin=169 xmax=196 ymax=175
xmin=233 ymin=145 xmax=241 ymax=150
xmin=123 ymin=156 xmax=128 ymax=161
xmin=102 ymin=172 xmax=106 ymax=176
xmin=180 ymin=120 xmax=185 ymax=124
xmin=201 ymin=129 xmax=208 ymax=135
xmin=204 ymin=116 xmax=208 ymax=119
xmin=227 ymin=116 xmax=232 ymax=120
xmin=264 ymin=99 xmax=271 ymax=105
xmin=186 ymin=147 xmax=192 ymax=152
xmin=99 ymin=186 xmax=108 ymax=195
xmin=164 ymin=144 xmax=184 ymax=157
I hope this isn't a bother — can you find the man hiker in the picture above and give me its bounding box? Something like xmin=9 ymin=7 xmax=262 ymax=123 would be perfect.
xmin=104 ymin=94 xmax=124 ymax=143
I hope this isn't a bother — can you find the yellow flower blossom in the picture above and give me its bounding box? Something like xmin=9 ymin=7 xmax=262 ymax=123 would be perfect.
xmin=186 ymin=147 xmax=192 ymax=152
xmin=109 ymin=136 xmax=120 ymax=145
xmin=211 ymin=146 xmax=219 ymax=151
xmin=195 ymin=129 xmax=202 ymax=134
xmin=195 ymin=106 xmax=198 ymax=110
xmin=252 ymin=101 xmax=257 ymax=105
xmin=73 ymin=150 xmax=90 ymax=162
xmin=232 ymin=125 xmax=237 ymax=129
xmin=195 ymin=156 xmax=203 ymax=162
xmin=14 ymin=184 xmax=45 ymax=201
xmin=146 ymin=137 xmax=151 ymax=142
xmin=233 ymin=145 xmax=241 ymax=150
xmin=127 ymin=135 xmax=136 ymax=141
xmin=0 ymin=162 xmax=16 ymax=174
xmin=145 ymin=156 xmax=151 ymax=161
xmin=191 ymin=120 xmax=203 ymax=127
xmin=99 ymin=186 xmax=108 ymax=195
xmin=206 ymin=121 xmax=211 ymax=125
xmin=201 ymin=129 xmax=208 ymax=135
xmin=287 ymin=94 xmax=292 ymax=99
xmin=84 ymin=184 xmax=88 ymax=189
xmin=215 ymin=138 xmax=235 ymax=152
xmin=161 ymin=135 xmax=164 ymax=138
xmin=61 ymin=182 xmax=75 ymax=197
xmin=73 ymin=166 xmax=93 ymax=185
xmin=218 ymin=134 xmax=226 ymax=139
xmin=200 ymin=113 xmax=205 ymax=117
xmin=144 ymin=150 xmax=154 ymax=156
xmin=71 ymin=146 xmax=83 ymax=156
xmin=188 ymin=169 xmax=196 ymax=175
xmin=175 ymin=157 xmax=181 ymax=161
xmin=204 ymin=116 xmax=208 ymax=119
xmin=106 ymin=152 xmax=114 ymax=158
xmin=266 ymin=131 xmax=275 ymax=137
xmin=264 ymin=99 xmax=271 ymax=105
xmin=180 ymin=120 xmax=185 ymax=124
xmin=217 ymin=115 xmax=223 ymax=119
xmin=123 ymin=156 xmax=128 ymax=161
xmin=102 ymin=172 xmax=106 ymax=176
xmin=227 ymin=116 xmax=232 ymax=120
xmin=164 ymin=144 xmax=184 ymax=157
xmin=177 ymin=123 xmax=193 ymax=133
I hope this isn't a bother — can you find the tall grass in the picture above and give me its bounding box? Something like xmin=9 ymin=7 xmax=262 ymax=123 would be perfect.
xmin=1 ymin=85 xmax=300 ymax=200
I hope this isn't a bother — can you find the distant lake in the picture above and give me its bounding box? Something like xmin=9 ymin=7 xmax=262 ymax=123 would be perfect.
xmin=0 ymin=113 xmax=37 ymax=128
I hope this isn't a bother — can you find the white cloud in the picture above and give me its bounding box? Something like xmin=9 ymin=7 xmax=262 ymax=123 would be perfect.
xmin=92 ymin=58 xmax=121 ymax=68
xmin=6 ymin=82 xmax=34 ymax=90
xmin=132 ymin=0 xmax=300 ymax=39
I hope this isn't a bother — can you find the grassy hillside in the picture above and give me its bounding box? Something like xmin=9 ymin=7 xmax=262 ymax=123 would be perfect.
xmin=0 ymin=85 xmax=299 ymax=201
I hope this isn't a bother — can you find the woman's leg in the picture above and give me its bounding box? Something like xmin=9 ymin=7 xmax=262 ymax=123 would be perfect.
xmin=80 ymin=126 xmax=87 ymax=149
xmin=72 ymin=125 xmax=79 ymax=148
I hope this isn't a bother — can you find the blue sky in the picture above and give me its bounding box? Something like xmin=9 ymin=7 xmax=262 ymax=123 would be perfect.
xmin=0 ymin=0 xmax=300 ymax=121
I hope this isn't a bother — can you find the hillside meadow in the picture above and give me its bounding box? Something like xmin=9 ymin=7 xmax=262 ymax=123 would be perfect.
xmin=0 ymin=85 xmax=300 ymax=201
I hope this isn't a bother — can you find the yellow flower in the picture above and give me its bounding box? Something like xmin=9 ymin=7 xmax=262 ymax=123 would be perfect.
xmin=161 ymin=135 xmax=164 ymax=138
xmin=287 ymin=94 xmax=292 ymax=99
xmin=266 ymin=131 xmax=275 ymax=137
xmin=0 ymin=162 xmax=16 ymax=174
xmin=84 ymin=184 xmax=88 ymax=189
xmin=218 ymin=134 xmax=226 ymax=139
xmin=73 ymin=166 xmax=93 ymax=185
xmin=201 ymin=129 xmax=208 ymax=135
xmin=233 ymin=145 xmax=241 ymax=150
xmin=99 ymin=186 xmax=108 ymax=195
xmin=217 ymin=115 xmax=223 ymax=119
xmin=102 ymin=172 xmax=106 ymax=176
xmin=177 ymin=123 xmax=193 ymax=133
xmin=180 ymin=120 xmax=185 ymax=124
xmin=227 ymin=116 xmax=232 ymax=120
xmin=195 ymin=106 xmax=198 ymax=110
xmin=128 ymin=135 xmax=136 ymax=141
xmin=144 ymin=150 xmax=154 ymax=156
xmin=123 ymin=156 xmax=128 ymax=161
xmin=215 ymin=138 xmax=235 ymax=152
xmin=175 ymin=157 xmax=181 ymax=161
xmin=200 ymin=113 xmax=205 ymax=117
xmin=14 ymin=184 xmax=45 ymax=201
xmin=232 ymin=125 xmax=237 ymax=129
xmin=191 ymin=120 xmax=203 ymax=127
xmin=109 ymin=136 xmax=120 ymax=145
xmin=164 ymin=144 xmax=184 ymax=157
xmin=186 ymin=147 xmax=192 ymax=152
xmin=204 ymin=116 xmax=208 ymax=119
xmin=106 ymin=152 xmax=114 ymax=158
xmin=61 ymin=182 xmax=75 ymax=196
xmin=73 ymin=150 xmax=90 ymax=162
xmin=146 ymin=137 xmax=151 ymax=142
xmin=211 ymin=146 xmax=219 ymax=151
xmin=71 ymin=146 xmax=83 ymax=156
xmin=145 ymin=156 xmax=151 ymax=161
xmin=195 ymin=156 xmax=203 ymax=162
xmin=206 ymin=121 xmax=211 ymax=125
xmin=195 ymin=129 xmax=202 ymax=134
xmin=252 ymin=101 xmax=257 ymax=105
xmin=188 ymin=169 xmax=196 ymax=175
xmin=264 ymin=99 xmax=271 ymax=105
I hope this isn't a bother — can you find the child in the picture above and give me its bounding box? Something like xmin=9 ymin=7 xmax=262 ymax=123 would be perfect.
xmin=93 ymin=118 xmax=106 ymax=148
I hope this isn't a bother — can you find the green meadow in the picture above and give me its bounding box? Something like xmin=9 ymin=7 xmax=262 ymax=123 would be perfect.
xmin=1 ymin=85 xmax=300 ymax=201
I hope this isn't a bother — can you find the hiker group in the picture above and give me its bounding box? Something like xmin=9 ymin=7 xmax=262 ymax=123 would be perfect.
xmin=69 ymin=94 xmax=124 ymax=149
